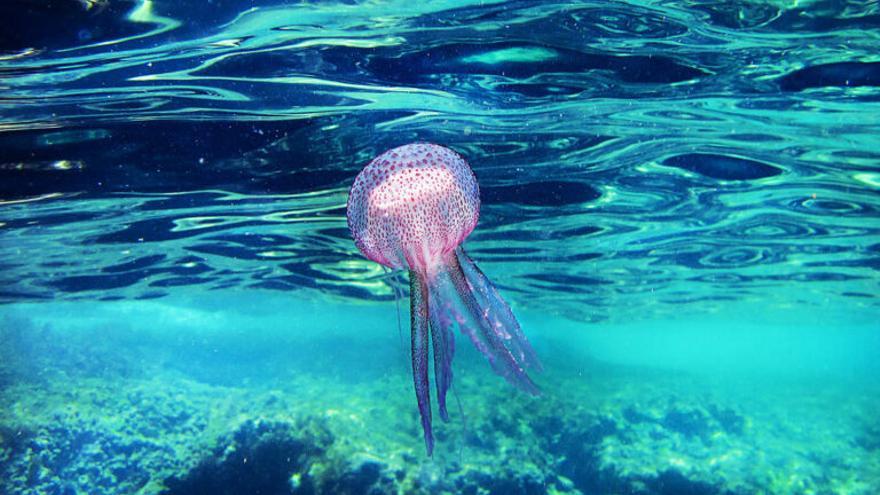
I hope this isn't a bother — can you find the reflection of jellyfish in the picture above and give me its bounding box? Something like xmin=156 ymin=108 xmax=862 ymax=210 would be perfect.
xmin=347 ymin=143 xmax=541 ymax=455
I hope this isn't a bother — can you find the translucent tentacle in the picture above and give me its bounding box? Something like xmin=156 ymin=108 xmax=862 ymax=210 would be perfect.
xmin=383 ymin=266 xmax=407 ymax=367
xmin=409 ymin=249 xmax=539 ymax=455
xmin=428 ymin=293 xmax=455 ymax=422
xmin=409 ymin=270 xmax=434 ymax=456
xmin=456 ymin=248 xmax=543 ymax=372
xmin=445 ymin=250 xmax=540 ymax=395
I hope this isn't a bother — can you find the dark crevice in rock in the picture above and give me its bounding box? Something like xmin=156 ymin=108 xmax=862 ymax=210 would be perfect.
xmin=546 ymin=409 xmax=743 ymax=495
xmin=645 ymin=469 xmax=729 ymax=495
xmin=161 ymin=420 xmax=331 ymax=495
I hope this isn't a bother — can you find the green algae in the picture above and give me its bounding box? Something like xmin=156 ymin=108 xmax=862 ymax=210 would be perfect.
xmin=1 ymin=350 xmax=877 ymax=494
xmin=1 ymin=305 xmax=878 ymax=494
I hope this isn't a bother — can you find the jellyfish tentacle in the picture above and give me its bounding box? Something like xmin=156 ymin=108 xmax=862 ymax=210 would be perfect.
xmin=456 ymin=248 xmax=543 ymax=372
xmin=444 ymin=250 xmax=540 ymax=395
xmin=410 ymin=270 xmax=434 ymax=456
xmin=428 ymin=295 xmax=455 ymax=423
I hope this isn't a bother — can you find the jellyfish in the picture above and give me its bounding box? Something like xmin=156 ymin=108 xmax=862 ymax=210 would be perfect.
xmin=346 ymin=143 xmax=542 ymax=455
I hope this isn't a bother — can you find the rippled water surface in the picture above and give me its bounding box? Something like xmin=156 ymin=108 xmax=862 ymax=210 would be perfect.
xmin=1 ymin=0 xmax=879 ymax=320
xmin=1 ymin=1 xmax=879 ymax=494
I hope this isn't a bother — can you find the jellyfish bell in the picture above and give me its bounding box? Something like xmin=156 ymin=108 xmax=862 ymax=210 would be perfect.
xmin=347 ymin=143 xmax=541 ymax=456
xmin=348 ymin=144 xmax=479 ymax=273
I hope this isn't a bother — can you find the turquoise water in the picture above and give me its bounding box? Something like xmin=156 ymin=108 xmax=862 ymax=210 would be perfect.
xmin=1 ymin=1 xmax=879 ymax=494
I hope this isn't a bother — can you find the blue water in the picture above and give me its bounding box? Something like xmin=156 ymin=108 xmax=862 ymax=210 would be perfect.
xmin=1 ymin=1 xmax=879 ymax=494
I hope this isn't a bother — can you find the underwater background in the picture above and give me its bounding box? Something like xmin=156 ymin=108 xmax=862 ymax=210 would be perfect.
xmin=1 ymin=0 xmax=879 ymax=494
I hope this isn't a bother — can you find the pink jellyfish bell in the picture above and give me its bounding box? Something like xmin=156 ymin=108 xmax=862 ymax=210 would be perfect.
xmin=347 ymin=143 xmax=541 ymax=455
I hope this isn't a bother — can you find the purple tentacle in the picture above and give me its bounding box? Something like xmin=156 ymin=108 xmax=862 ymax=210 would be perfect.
xmin=409 ymin=270 xmax=434 ymax=456
xmin=445 ymin=249 xmax=540 ymax=395
xmin=428 ymin=295 xmax=455 ymax=422
xmin=456 ymin=248 xmax=543 ymax=372
xmin=407 ymin=249 xmax=538 ymax=455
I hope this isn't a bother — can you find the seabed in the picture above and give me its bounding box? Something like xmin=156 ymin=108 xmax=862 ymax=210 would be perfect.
xmin=1 ymin=296 xmax=877 ymax=495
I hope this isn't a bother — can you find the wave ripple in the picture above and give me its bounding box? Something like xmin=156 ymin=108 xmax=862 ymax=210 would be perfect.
xmin=0 ymin=0 xmax=878 ymax=321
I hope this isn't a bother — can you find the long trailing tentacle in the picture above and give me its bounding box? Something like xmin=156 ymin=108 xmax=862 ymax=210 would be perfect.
xmin=409 ymin=248 xmax=539 ymax=455
xmin=456 ymin=248 xmax=543 ymax=372
xmin=445 ymin=248 xmax=540 ymax=395
xmin=428 ymin=289 xmax=455 ymax=422
xmin=409 ymin=269 xmax=434 ymax=456
xmin=383 ymin=266 xmax=407 ymax=368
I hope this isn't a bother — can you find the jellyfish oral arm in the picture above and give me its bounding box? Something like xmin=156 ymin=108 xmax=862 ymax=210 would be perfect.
xmin=455 ymin=248 xmax=543 ymax=374
xmin=443 ymin=248 xmax=541 ymax=393
xmin=428 ymin=288 xmax=455 ymax=424
xmin=409 ymin=270 xmax=434 ymax=456
xmin=407 ymin=247 xmax=541 ymax=455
